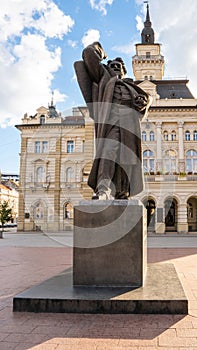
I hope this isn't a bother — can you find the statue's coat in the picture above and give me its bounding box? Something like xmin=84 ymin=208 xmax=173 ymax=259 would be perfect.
xmin=74 ymin=44 xmax=149 ymax=196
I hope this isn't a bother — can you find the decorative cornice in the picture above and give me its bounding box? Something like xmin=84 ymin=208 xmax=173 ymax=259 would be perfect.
xmin=150 ymin=106 xmax=197 ymax=112
xmin=16 ymin=124 xmax=85 ymax=130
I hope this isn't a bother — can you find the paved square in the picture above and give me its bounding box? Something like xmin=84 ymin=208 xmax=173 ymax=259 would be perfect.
xmin=0 ymin=232 xmax=197 ymax=349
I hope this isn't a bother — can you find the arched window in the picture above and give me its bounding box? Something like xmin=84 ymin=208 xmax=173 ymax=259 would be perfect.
xmin=149 ymin=131 xmax=155 ymax=141
xmin=163 ymin=150 xmax=177 ymax=174
xmin=185 ymin=130 xmax=191 ymax=141
xmin=193 ymin=130 xmax=197 ymax=141
xmin=142 ymin=131 xmax=147 ymax=141
xmin=66 ymin=167 xmax=74 ymax=182
xmin=171 ymin=131 xmax=176 ymax=141
xmin=34 ymin=202 xmax=44 ymax=219
xmin=36 ymin=167 xmax=45 ymax=182
xmin=163 ymin=131 xmax=168 ymax=141
xmin=186 ymin=150 xmax=197 ymax=173
xmin=64 ymin=202 xmax=73 ymax=219
xmin=143 ymin=150 xmax=155 ymax=173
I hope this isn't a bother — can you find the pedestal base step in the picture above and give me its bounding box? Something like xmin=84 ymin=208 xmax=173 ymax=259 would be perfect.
xmin=13 ymin=263 xmax=188 ymax=314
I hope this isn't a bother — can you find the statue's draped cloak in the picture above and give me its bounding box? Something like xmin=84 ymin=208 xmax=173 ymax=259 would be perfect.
xmin=74 ymin=46 xmax=149 ymax=196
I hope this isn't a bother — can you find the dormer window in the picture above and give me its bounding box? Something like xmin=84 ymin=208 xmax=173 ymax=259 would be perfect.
xmin=40 ymin=115 xmax=45 ymax=124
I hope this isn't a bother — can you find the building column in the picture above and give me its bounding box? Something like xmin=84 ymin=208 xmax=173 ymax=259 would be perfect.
xmin=178 ymin=121 xmax=185 ymax=173
xmin=81 ymin=109 xmax=94 ymax=199
xmin=155 ymin=206 xmax=165 ymax=234
xmin=177 ymin=203 xmax=188 ymax=234
xmin=156 ymin=122 xmax=162 ymax=172
xmin=17 ymin=137 xmax=27 ymax=231
xmin=54 ymin=133 xmax=62 ymax=231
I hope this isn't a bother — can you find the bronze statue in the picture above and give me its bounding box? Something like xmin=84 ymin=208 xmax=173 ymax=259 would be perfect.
xmin=74 ymin=42 xmax=151 ymax=200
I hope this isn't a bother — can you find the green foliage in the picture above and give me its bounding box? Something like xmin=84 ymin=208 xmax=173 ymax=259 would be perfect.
xmin=0 ymin=201 xmax=13 ymax=230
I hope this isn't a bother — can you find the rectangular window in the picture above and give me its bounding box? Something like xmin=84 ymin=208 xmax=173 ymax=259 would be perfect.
xmin=186 ymin=159 xmax=192 ymax=173
xmin=67 ymin=140 xmax=74 ymax=153
xmin=146 ymin=52 xmax=151 ymax=58
xmin=35 ymin=141 xmax=41 ymax=153
xmin=42 ymin=141 xmax=48 ymax=153
xmin=143 ymin=159 xmax=148 ymax=173
xmin=35 ymin=141 xmax=48 ymax=153
xmin=194 ymin=159 xmax=197 ymax=172
xmin=149 ymin=159 xmax=155 ymax=171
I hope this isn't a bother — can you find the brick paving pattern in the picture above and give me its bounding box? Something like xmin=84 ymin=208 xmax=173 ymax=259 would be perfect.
xmin=0 ymin=235 xmax=197 ymax=350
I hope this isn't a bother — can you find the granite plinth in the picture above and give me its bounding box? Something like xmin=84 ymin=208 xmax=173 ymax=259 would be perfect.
xmin=73 ymin=200 xmax=147 ymax=287
xmin=13 ymin=263 xmax=188 ymax=314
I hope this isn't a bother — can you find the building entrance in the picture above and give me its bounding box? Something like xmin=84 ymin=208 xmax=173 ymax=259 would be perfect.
xmin=165 ymin=198 xmax=177 ymax=232
xmin=143 ymin=199 xmax=156 ymax=232
xmin=187 ymin=197 xmax=197 ymax=232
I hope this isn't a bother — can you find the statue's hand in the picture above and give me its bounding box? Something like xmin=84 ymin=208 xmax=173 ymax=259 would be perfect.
xmin=90 ymin=42 xmax=107 ymax=61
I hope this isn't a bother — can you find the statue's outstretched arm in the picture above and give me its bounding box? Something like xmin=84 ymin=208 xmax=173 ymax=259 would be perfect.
xmin=82 ymin=42 xmax=107 ymax=84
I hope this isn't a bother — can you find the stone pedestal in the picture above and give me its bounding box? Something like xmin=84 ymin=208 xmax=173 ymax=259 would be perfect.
xmin=73 ymin=200 xmax=147 ymax=287
xmin=13 ymin=199 xmax=188 ymax=315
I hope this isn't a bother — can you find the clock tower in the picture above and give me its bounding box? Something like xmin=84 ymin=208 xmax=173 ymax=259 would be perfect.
xmin=132 ymin=3 xmax=165 ymax=81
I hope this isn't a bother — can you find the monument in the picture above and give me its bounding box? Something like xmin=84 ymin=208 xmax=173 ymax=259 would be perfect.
xmin=13 ymin=41 xmax=188 ymax=314
xmin=73 ymin=41 xmax=150 ymax=288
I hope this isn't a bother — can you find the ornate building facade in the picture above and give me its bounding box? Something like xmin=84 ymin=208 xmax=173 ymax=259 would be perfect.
xmin=16 ymin=103 xmax=94 ymax=231
xmin=16 ymin=5 xmax=197 ymax=233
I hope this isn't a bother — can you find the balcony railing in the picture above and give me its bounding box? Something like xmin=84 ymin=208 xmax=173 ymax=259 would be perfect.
xmin=144 ymin=173 xmax=197 ymax=181
xmin=132 ymin=55 xmax=164 ymax=62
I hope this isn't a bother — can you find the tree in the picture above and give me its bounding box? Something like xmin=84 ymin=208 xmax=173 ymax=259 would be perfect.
xmin=0 ymin=201 xmax=13 ymax=238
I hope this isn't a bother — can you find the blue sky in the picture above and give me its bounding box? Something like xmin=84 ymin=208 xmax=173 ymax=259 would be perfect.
xmin=1 ymin=0 xmax=197 ymax=174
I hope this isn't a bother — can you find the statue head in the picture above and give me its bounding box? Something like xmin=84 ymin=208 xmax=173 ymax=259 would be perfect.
xmin=107 ymin=57 xmax=127 ymax=78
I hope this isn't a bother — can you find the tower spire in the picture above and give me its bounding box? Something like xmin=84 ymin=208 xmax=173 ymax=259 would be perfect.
xmin=51 ymin=91 xmax=54 ymax=107
xmin=145 ymin=3 xmax=151 ymax=24
xmin=141 ymin=2 xmax=154 ymax=44
xmin=132 ymin=2 xmax=165 ymax=80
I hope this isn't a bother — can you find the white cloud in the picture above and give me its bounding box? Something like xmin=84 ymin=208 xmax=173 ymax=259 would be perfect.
xmin=135 ymin=0 xmax=197 ymax=96
xmin=34 ymin=2 xmax=74 ymax=39
xmin=112 ymin=43 xmax=135 ymax=56
xmin=82 ymin=29 xmax=100 ymax=48
xmin=89 ymin=0 xmax=114 ymax=15
xmin=0 ymin=0 xmax=74 ymax=126
xmin=135 ymin=15 xmax=143 ymax=33
xmin=68 ymin=39 xmax=78 ymax=48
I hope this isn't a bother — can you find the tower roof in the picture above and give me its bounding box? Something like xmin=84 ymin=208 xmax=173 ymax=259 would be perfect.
xmin=48 ymin=92 xmax=59 ymax=118
xmin=141 ymin=3 xmax=155 ymax=44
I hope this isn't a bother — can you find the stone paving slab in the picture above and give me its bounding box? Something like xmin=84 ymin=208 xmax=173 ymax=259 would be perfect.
xmin=13 ymin=263 xmax=188 ymax=314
